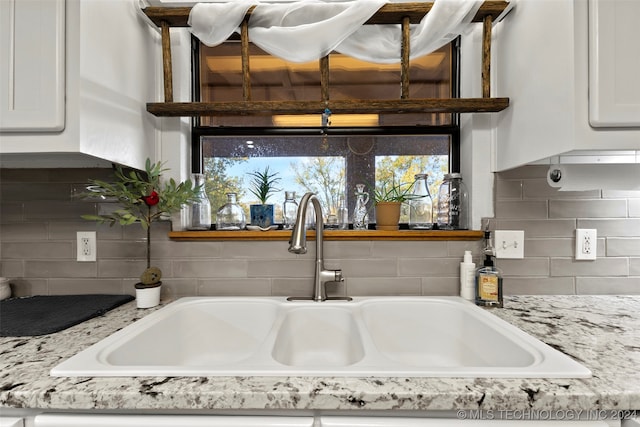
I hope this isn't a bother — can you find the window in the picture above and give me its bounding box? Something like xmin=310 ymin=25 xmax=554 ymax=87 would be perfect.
xmin=193 ymin=39 xmax=459 ymax=225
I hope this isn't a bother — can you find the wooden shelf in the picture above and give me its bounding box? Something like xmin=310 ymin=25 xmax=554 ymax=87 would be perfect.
xmin=143 ymin=2 xmax=510 ymax=27
xmin=169 ymin=229 xmax=484 ymax=241
xmin=142 ymin=1 xmax=511 ymax=117
xmin=147 ymin=98 xmax=509 ymax=117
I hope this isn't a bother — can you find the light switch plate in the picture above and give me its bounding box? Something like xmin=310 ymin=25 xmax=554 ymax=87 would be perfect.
xmin=494 ymin=230 xmax=525 ymax=259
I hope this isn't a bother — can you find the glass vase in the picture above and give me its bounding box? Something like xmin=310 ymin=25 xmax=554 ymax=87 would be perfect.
xmin=216 ymin=193 xmax=246 ymax=230
xmin=353 ymin=184 xmax=369 ymax=230
xmin=187 ymin=173 xmax=212 ymax=230
xmin=408 ymin=173 xmax=434 ymax=230
xmin=282 ymin=191 xmax=298 ymax=230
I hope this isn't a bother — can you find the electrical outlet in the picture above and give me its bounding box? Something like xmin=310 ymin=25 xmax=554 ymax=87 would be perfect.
xmin=494 ymin=230 xmax=525 ymax=259
xmin=77 ymin=231 xmax=96 ymax=262
xmin=575 ymin=229 xmax=597 ymax=260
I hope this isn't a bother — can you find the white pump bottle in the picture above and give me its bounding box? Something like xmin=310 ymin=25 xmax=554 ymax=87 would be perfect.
xmin=460 ymin=250 xmax=476 ymax=301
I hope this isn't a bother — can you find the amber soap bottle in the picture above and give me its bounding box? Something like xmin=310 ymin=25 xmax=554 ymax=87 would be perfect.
xmin=475 ymin=231 xmax=503 ymax=307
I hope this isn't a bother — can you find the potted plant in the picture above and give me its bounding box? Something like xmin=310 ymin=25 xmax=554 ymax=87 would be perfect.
xmin=372 ymin=179 xmax=415 ymax=230
xmin=247 ymin=166 xmax=281 ymax=228
xmin=81 ymin=159 xmax=201 ymax=308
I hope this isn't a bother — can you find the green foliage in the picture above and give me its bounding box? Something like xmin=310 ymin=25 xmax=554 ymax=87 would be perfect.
xmin=80 ymin=158 xmax=201 ymax=229
xmin=372 ymin=178 xmax=415 ymax=204
xmin=247 ymin=166 xmax=282 ymax=204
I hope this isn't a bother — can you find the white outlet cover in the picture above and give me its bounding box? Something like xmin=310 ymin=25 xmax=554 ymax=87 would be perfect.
xmin=77 ymin=231 xmax=97 ymax=262
xmin=575 ymin=228 xmax=597 ymax=260
xmin=494 ymin=230 xmax=525 ymax=259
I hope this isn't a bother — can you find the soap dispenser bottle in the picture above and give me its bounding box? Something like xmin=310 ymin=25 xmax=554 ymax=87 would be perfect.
xmin=475 ymin=230 xmax=503 ymax=307
xmin=460 ymin=250 xmax=475 ymax=301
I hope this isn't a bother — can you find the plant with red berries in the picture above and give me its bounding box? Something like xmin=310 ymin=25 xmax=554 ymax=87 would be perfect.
xmin=82 ymin=159 xmax=201 ymax=272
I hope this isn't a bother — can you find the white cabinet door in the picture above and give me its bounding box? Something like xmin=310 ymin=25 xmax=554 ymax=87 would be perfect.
xmin=0 ymin=417 xmax=24 ymax=427
xmin=34 ymin=414 xmax=314 ymax=427
xmin=493 ymin=0 xmax=640 ymax=171
xmin=0 ymin=0 xmax=65 ymax=131
xmin=588 ymin=0 xmax=640 ymax=127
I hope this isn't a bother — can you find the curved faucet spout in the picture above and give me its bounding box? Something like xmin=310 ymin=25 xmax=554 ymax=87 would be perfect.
xmin=287 ymin=192 xmax=344 ymax=301
xmin=288 ymin=193 xmax=322 ymax=256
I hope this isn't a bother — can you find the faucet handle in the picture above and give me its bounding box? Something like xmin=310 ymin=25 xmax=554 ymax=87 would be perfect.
xmin=334 ymin=270 xmax=344 ymax=283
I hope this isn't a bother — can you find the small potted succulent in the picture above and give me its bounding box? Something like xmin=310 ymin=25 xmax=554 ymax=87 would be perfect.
xmin=247 ymin=166 xmax=281 ymax=229
xmin=81 ymin=159 xmax=200 ymax=308
xmin=372 ymin=179 xmax=415 ymax=230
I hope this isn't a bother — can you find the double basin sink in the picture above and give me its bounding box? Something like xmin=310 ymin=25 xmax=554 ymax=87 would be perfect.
xmin=52 ymin=296 xmax=590 ymax=378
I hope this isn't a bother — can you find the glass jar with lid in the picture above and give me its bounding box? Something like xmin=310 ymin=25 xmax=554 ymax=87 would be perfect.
xmin=437 ymin=173 xmax=469 ymax=230
xmin=216 ymin=193 xmax=246 ymax=230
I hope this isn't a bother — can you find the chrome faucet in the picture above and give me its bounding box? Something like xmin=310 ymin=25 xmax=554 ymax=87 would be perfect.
xmin=288 ymin=192 xmax=345 ymax=302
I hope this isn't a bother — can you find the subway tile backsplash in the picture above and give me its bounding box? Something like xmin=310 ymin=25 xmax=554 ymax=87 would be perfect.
xmin=494 ymin=165 xmax=640 ymax=295
xmin=1 ymin=165 xmax=639 ymax=297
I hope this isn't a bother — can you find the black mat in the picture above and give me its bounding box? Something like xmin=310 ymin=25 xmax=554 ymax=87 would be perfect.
xmin=0 ymin=294 xmax=134 ymax=337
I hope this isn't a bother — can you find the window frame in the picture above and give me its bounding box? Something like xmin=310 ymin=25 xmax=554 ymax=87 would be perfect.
xmin=189 ymin=36 xmax=464 ymax=231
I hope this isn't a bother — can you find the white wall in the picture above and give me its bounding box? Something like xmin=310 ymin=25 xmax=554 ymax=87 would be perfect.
xmin=459 ymin=25 xmax=496 ymax=229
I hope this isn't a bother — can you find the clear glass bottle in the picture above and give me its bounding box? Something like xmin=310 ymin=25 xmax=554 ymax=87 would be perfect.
xmin=337 ymin=195 xmax=349 ymax=230
xmin=352 ymin=183 xmax=369 ymax=230
xmin=437 ymin=173 xmax=469 ymax=230
xmin=325 ymin=213 xmax=339 ymax=229
xmin=187 ymin=173 xmax=212 ymax=230
xmin=305 ymin=208 xmax=316 ymax=230
xmin=408 ymin=173 xmax=433 ymax=230
xmin=216 ymin=193 xmax=246 ymax=230
xmin=282 ymin=191 xmax=298 ymax=230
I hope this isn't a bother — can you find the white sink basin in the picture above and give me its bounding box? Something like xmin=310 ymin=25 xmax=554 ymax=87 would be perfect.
xmin=104 ymin=300 xmax=279 ymax=367
xmin=272 ymin=307 xmax=365 ymax=367
xmin=361 ymin=300 xmax=536 ymax=370
xmin=51 ymin=296 xmax=591 ymax=378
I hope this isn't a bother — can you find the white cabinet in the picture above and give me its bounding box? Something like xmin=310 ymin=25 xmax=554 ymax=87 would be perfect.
xmin=588 ymin=0 xmax=640 ymax=128
xmin=0 ymin=0 xmax=65 ymax=131
xmin=0 ymin=417 xmax=24 ymax=427
xmin=0 ymin=0 xmax=160 ymax=170
xmin=34 ymin=414 xmax=314 ymax=427
xmin=493 ymin=0 xmax=640 ymax=171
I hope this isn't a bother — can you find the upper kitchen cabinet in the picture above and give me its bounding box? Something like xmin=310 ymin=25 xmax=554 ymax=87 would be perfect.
xmin=588 ymin=0 xmax=640 ymax=128
xmin=0 ymin=0 xmax=65 ymax=132
xmin=0 ymin=0 xmax=160 ymax=169
xmin=493 ymin=0 xmax=640 ymax=171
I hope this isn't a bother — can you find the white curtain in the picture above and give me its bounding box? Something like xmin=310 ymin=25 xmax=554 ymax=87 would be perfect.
xmin=189 ymin=1 xmax=256 ymax=47
xmin=337 ymin=0 xmax=482 ymax=63
xmin=188 ymin=0 xmax=482 ymax=64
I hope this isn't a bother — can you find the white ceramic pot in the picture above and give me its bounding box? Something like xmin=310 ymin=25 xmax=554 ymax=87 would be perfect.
xmin=135 ymin=283 xmax=161 ymax=309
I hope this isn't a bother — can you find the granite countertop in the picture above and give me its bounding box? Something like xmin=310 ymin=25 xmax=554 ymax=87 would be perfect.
xmin=0 ymin=295 xmax=639 ymax=413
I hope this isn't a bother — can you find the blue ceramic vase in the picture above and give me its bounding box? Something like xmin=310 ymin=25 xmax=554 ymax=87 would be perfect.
xmin=250 ymin=204 xmax=274 ymax=228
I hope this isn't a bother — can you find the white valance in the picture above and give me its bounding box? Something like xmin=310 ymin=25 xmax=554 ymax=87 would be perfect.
xmin=188 ymin=0 xmax=482 ymax=64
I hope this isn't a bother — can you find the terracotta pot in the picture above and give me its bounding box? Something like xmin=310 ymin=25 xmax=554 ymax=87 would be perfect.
xmin=134 ymin=282 xmax=161 ymax=309
xmin=375 ymin=202 xmax=401 ymax=230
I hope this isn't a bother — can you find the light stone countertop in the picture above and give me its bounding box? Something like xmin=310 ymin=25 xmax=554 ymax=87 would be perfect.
xmin=0 ymin=295 xmax=638 ymax=414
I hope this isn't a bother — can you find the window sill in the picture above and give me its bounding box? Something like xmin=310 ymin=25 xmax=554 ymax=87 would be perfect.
xmin=168 ymin=229 xmax=483 ymax=241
